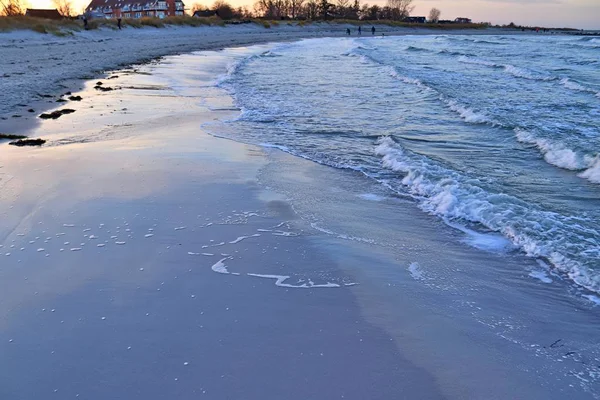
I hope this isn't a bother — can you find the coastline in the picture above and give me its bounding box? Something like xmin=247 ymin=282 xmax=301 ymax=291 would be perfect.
xmin=1 ymin=23 xmax=535 ymax=135
xmin=2 ymin=34 xmax=600 ymax=398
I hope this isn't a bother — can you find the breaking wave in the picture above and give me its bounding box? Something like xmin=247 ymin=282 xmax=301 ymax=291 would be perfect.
xmin=374 ymin=136 xmax=600 ymax=293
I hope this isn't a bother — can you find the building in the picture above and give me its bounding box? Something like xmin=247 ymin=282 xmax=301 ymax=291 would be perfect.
xmin=192 ymin=9 xmax=216 ymax=17
xmin=85 ymin=0 xmax=185 ymax=19
xmin=454 ymin=17 xmax=472 ymax=23
xmin=25 ymin=8 xmax=63 ymax=19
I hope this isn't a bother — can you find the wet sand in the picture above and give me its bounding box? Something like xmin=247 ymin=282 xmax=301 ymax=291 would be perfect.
xmin=1 ymin=45 xmax=599 ymax=399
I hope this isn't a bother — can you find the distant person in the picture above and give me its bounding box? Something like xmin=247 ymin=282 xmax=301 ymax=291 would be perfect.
xmin=358 ymin=26 xmax=361 ymax=35
xmin=371 ymin=26 xmax=375 ymax=35
xmin=346 ymin=28 xmax=351 ymax=35
xmin=117 ymin=17 xmax=122 ymax=30
xmin=83 ymin=15 xmax=88 ymax=30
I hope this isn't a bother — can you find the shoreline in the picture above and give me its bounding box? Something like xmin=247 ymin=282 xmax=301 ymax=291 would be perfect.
xmin=1 ymin=24 xmax=543 ymax=137
xmin=1 ymin=33 xmax=600 ymax=398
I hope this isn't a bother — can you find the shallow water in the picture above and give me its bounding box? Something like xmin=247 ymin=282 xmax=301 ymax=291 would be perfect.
xmin=200 ymin=34 xmax=600 ymax=296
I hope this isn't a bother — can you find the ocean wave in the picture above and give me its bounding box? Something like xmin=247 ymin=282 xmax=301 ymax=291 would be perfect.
xmin=443 ymin=99 xmax=496 ymax=125
xmin=514 ymin=128 xmax=589 ymax=170
xmin=579 ymin=157 xmax=600 ymax=184
xmin=384 ymin=64 xmax=500 ymax=126
xmin=503 ymin=64 xmax=555 ymax=81
xmin=384 ymin=66 xmax=431 ymax=89
xmin=215 ymin=50 xmax=278 ymax=86
xmin=559 ymin=78 xmax=600 ymax=97
xmin=446 ymin=36 xmax=504 ymax=45
xmin=438 ymin=49 xmax=473 ymax=57
xmin=374 ymin=136 xmax=600 ymax=293
xmin=235 ymin=107 xmax=277 ymax=123
xmin=458 ymin=56 xmax=556 ymax=81
xmin=215 ymin=53 xmax=260 ymax=86
xmin=457 ymin=55 xmax=500 ymax=67
xmin=406 ymin=45 xmax=432 ymax=52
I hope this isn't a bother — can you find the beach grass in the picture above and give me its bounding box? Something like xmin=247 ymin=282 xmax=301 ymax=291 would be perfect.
xmin=0 ymin=16 xmax=80 ymax=34
xmin=0 ymin=15 xmax=225 ymax=33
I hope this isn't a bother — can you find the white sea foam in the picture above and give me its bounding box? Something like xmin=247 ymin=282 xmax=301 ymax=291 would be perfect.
xmin=358 ymin=193 xmax=386 ymax=202
xmin=503 ymin=65 xmax=554 ymax=81
xmin=583 ymin=295 xmax=600 ymax=305
xmin=514 ymin=128 xmax=587 ymax=170
xmin=260 ymin=143 xmax=291 ymax=152
xmin=229 ymin=234 xmax=260 ymax=244
xmin=247 ymin=273 xmax=340 ymax=288
xmin=578 ymin=157 xmax=600 ymax=184
xmin=446 ymin=221 xmax=512 ymax=252
xmin=385 ymin=67 xmax=431 ymax=90
xmin=211 ymin=257 xmax=233 ymax=274
xmin=529 ymin=270 xmax=553 ymax=284
xmin=408 ymin=262 xmax=425 ymax=281
xmin=374 ymin=136 xmax=600 ymax=293
xmin=443 ymin=99 xmax=494 ymax=125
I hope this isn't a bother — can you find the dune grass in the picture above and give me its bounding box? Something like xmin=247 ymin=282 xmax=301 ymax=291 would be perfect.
xmin=0 ymin=15 xmax=226 ymax=33
xmin=0 ymin=15 xmax=79 ymax=34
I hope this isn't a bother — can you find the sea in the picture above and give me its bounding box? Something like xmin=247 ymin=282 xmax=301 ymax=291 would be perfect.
xmin=199 ymin=34 xmax=600 ymax=295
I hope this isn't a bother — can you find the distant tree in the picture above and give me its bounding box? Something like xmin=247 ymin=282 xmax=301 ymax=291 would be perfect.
xmin=289 ymin=0 xmax=304 ymax=18
xmin=386 ymin=0 xmax=413 ymax=20
xmin=318 ymin=0 xmax=331 ymax=19
xmin=348 ymin=0 xmax=359 ymax=19
xmin=254 ymin=0 xmax=287 ymax=18
xmin=365 ymin=4 xmax=379 ymax=20
xmin=238 ymin=5 xmax=252 ymax=17
xmin=335 ymin=0 xmax=348 ymax=10
xmin=335 ymin=0 xmax=350 ymax=18
xmin=0 ymin=0 xmax=26 ymax=15
xmin=304 ymin=0 xmax=318 ymax=19
xmin=213 ymin=0 xmax=233 ymax=19
xmin=190 ymin=2 xmax=208 ymax=13
xmin=428 ymin=7 xmax=440 ymax=22
xmin=358 ymin=2 xmax=369 ymax=19
xmin=253 ymin=0 xmax=271 ymax=18
xmin=53 ymin=0 xmax=73 ymax=16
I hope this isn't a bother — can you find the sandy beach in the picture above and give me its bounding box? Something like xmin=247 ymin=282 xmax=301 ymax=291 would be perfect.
xmin=1 ymin=26 xmax=600 ymax=399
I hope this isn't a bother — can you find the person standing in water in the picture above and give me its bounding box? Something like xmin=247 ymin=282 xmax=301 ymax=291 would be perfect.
xmin=346 ymin=28 xmax=351 ymax=35
xmin=358 ymin=26 xmax=362 ymax=35
xmin=371 ymin=26 xmax=375 ymax=35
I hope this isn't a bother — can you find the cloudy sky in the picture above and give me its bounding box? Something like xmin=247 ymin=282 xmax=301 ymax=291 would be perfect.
xmin=30 ymin=0 xmax=599 ymax=29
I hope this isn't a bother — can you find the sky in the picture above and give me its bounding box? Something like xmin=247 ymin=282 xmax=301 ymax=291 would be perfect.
xmin=28 ymin=0 xmax=600 ymax=29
